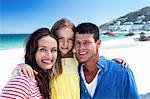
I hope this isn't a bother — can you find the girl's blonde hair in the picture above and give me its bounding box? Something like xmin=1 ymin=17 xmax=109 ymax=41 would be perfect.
xmin=51 ymin=18 xmax=75 ymax=38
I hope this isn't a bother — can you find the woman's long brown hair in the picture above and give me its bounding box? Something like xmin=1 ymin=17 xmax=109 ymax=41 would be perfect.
xmin=24 ymin=28 xmax=61 ymax=99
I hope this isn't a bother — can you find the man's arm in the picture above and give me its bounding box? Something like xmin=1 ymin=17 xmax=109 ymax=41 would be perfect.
xmin=124 ymin=68 xmax=140 ymax=99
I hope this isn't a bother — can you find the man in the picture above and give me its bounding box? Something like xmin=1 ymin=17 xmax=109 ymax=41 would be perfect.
xmin=75 ymin=22 xmax=140 ymax=99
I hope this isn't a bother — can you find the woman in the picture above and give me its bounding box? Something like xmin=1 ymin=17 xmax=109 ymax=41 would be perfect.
xmin=0 ymin=28 xmax=61 ymax=99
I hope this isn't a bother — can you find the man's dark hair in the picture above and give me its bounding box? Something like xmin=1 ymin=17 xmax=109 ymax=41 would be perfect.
xmin=75 ymin=22 xmax=100 ymax=42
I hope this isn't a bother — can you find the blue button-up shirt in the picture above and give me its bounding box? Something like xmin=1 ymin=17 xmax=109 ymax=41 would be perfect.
xmin=79 ymin=56 xmax=140 ymax=99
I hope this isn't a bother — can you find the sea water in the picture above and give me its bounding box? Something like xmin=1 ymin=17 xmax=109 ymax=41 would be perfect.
xmin=0 ymin=33 xmax=127 ymax=50
xmin=0 ymin=34 xmax=29 ymax=50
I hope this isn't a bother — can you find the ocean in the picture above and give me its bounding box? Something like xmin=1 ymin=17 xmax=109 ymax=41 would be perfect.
xmin=0 ymin=34 xmax=29 ymax=50
xmin=0 ymin=33 xmax=126 ymax=50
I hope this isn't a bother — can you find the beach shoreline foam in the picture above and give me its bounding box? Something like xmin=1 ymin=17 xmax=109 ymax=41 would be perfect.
xmin=0 ymin=37 xmax=150 ymax=94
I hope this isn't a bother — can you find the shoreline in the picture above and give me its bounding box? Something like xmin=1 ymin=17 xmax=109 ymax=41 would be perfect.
xmin=0 ymin=37 xmax=150 ymax=94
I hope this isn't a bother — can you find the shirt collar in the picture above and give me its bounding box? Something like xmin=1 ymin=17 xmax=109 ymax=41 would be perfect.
xmin=78 ymin=56 xmax=108 ymax=73
xmin=96 ymin=56 xmax=107 ymax=69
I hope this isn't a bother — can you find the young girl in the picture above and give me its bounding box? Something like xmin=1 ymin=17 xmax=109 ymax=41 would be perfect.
xmin=11 ymin=18 xmax=129 ymax=99
xmin=50 ymin=18 xmax=80 ymax=99
xmin=0 ymin=28 xmax=61 ymax=99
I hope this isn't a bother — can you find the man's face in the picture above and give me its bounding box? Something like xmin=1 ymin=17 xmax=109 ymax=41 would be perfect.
xmin=75 ymin=33 xmax=100 ymax=63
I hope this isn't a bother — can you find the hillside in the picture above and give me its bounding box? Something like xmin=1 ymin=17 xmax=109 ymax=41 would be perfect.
xmin=99 ymin=6 xmax=150 ymax=31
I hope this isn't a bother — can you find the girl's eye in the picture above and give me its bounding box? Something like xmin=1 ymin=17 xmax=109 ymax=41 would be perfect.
xmin=39 ymin=48 xmax=47 ymax=52
xmin=68 ymin=38 xmax=73 ymax=42
xmin=58 ymin=38 xmax=64 ymax=42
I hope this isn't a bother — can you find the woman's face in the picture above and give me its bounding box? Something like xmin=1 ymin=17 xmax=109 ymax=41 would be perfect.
xmin=57 ymin=27 xmax=74 ymax=56
xmin=35 ymin=35 xmax=58 ymax=71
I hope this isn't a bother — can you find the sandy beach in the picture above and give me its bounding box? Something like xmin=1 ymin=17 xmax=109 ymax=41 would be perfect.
xmin=101 ymin=37 xmax=150 ymax=94
xmin=0 ymin=37 xmax=150 ymax=95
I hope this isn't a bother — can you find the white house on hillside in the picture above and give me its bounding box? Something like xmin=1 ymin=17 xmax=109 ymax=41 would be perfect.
xmin=130 ymin=22 xmax=145 ymax=31
xmin=119 ymin=22 xmax=133 ymax=31
xmin=143 ymin=21 xmax=150 ymax=31
xmin=108 ymin=24 xmax=119 ymax=31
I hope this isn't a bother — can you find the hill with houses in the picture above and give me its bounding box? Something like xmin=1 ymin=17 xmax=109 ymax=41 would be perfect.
xmin=99 ymin=6 xmax=150 ymax=33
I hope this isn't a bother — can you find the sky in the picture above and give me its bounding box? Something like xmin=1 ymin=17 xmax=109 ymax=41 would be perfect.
xmin=0 ymin=0 xmax=150 ymax=33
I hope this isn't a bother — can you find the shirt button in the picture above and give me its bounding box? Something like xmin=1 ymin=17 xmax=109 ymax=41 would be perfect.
xmin=85 ymin=90 xmax=87 ymax=93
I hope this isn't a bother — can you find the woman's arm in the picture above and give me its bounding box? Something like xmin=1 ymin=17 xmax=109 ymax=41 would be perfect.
xmin=0 ymin=74 xmax=31 ymax=98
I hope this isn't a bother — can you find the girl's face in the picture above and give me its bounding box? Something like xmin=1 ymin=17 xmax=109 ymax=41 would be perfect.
xmin=57 ymin=27 xmax=74 ymax=56
xmin=35 ymin=35 xmax=58 ymax=71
